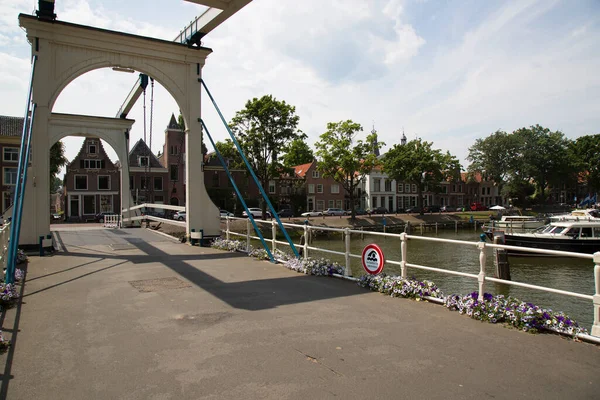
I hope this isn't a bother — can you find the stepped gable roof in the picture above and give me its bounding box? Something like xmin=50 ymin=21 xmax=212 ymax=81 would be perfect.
xmin=167 ymin=114 xmax=180 ymax=130
xmin=293 ymin=162 xmax=314 ymax=178
xmin=128 ymin=138 xmax=165 ymax=169
xmin=0 ymin=115 xmax=24 ymax=137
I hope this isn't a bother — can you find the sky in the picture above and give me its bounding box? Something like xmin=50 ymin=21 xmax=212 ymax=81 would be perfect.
xmin=1 ymin=0 xmax=599 ymax=178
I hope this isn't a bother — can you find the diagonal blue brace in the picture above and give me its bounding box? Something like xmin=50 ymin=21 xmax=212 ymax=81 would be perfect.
xmin=6 ymin=55 xmax=37 ymax=284
xmin=200 ymin=79 xmax=300 ymax=258
xmin=201 ymin=119 xmax=275 ymax=263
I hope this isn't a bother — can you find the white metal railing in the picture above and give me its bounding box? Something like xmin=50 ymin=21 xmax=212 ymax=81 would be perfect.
xmin=221 ymin=216 xmax=600 ymax=337
xmin=0 ymin=222 xmax=11 ymax=272
xmin=103 ymin=214 xmax=121 ymax=228
xmin=121 ymin=203 xmax=186 ymax=228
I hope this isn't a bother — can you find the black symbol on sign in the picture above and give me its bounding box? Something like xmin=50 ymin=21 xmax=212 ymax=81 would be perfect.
xmin=367 ymin=250 xmax=378 ymax=262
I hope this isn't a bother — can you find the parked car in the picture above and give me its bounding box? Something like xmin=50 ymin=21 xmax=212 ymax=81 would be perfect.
xmin=301 ymin=210 xmax=323 ymax=217
xmin=405 ymin=207 xmax=423 ymax=214
xmin=243 ymin=208 xmax=271 ymax=218
xmin=424 ymin=205 xmax=441 ymax=213
xmin=173 ymin=211 xmax=186 ymax=221
xmin=324 ymin=208 xmax=347 ymax=216
xmin=440 ymin=205 xmax=452 ymax=212
xmin=277 ymin=209 xmax=294 ymax=218
xmin=220 ymin=210 xmax=234 ymax=217
xmin=94 ymin=212 xmax=118 ymax=223
xmin=371 ymin=207 xmax=388 ymax=214
xmin=352 ymin=208 xmax=367 ymax=215
xmin=470 ymin=202 xmax=487 ymax=211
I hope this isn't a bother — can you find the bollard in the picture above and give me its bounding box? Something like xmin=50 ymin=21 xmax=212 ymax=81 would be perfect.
xmin=191 ymin=229 xmax=196 ymax=246
xmin=455 ymin=220 xmax=458 ymax=233
xmin=435 ymin=222 xmax=438 ymax=235
xmin=420 ymin=223 xmax=424 ymax=235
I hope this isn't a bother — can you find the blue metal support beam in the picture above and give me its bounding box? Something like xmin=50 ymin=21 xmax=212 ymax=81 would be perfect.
xmin=200 ymin=79 xmax=300 ymax=258
xmin=200 ymin=119 xmax=274 ymax=262
xmin=6 ymin=55 xmax=37 ymax=284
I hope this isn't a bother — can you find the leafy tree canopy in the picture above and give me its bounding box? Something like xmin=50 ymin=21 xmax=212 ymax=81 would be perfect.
xmin=214 ymin=139 xmax=244 ymax=169
xmin=50 ymin=141 xmax=67 ymax=193
xmin=229 ymin=95 xmax=303 ymax=215
xmin=569 ymin=133 xmax=600 ymax=191
xmin=315 ymin=120 xmax=383 ymax=219
xmin=383 ymin=139 xmax=461 ymax=214
xmin=282 ymin=137 xmax=314 ymax=167
xmin=467 ymin=130 xmax=520 ymax=185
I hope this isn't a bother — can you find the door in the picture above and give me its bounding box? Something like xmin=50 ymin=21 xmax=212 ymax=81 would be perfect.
xmin=70 ymin=195 xmax=80 ymax=217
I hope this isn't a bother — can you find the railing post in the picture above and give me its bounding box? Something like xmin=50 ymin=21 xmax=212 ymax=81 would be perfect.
xmin=344 ymin=228 xmax=351 ymax=276
xmin=271 ymin=220 xmax=277 ymax=252
xmin=303 ymin=224 xmax=309 ymax=260
xmin=400 ymin=232 xmax=407 ymax=279
xmin=592 ymin=252 xmax=600 ymax=337
xmin=226 ymin=216 xmax=230 ymax=241
xmin=246 ymin=217 xmax=251 ymax=252
xmin=477 ymin=235 xmax=487 ymax=301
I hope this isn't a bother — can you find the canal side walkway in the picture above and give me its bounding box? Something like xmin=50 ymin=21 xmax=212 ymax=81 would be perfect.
xmin=1 ymin=227 xmax=599 ymax=399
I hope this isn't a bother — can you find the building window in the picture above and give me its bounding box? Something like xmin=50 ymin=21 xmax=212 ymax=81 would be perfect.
xmin=3 ymin=192 xmax=12 ymax=211
xmin=82 ymin=159 xmax=102 ymax=169
xmin=3 ymin=147 xmax=19 ymax=162
xmin=398 ymin=184 xmax=404 ymax=193
xmin=317 ymin=184 xmax=323 ymax=193
xmin=269 ymin=180 xmax=276 ymax=194
xmin=99 ymin=194 xmax=112 ymax=213
xmin=316 ymin=200 xmax=324 ymax=211
xmin=328 ymin=200 xmax=334 ymax=208
xmin=130 ymin=176 xmax=134 ymax=189
xmin=385 ymin=179 xmax=392 ymax=192
xmin=308 ymin=184 xmax=315 ymax=194
xmin=487 ymin=187 xmax=491 ymax=195
xmin=452 ymin=184 xmax=456 ymax=192
xmin=83 ymin=195 xmax=95 ymax=215
xmin=75 ymin=175 xmax=87 ymax=190
xmin=405 ymin=184 xmax=410 ymax=193
xmin=442 ymin=186 xmax=448 ymax=194
xmin=374 ymin=178 xmax=381 ymax=192
xmin=154 ymin=177 xmax=163 ymax=191
xmin=141 ymin=177 xmax=151 ymax=190
xmin=170 ymin=165 xmax=178 ymax=181
xmin=212 ymin=173 xmax=219 ymax=187
xmin=331 ymin=184 xmax=339 ymax=194
xmin=3 ymin=167 xmax=18 ymax=185
xmin=139 ymin=156 xmax=149 ymax=167
xmin=459 ymin=184 xmax=463 ymax=192
xmin=154 ymin=195 xmax=164 ymax=203
xmin=411 ymin=184 xmax=417 ymax=193
xmin=98 ymin=175 xmax=110 ymax=190
xmin=170 ymin=145 xmax=178 ymax=155
xmin=312 ymin=170 xmax=319 ymax=178
xmin=88 ymin=142 xmax=96 ymax=154
xmin=336 ymin=200 xmax=342 ymax=209
xmin=372 ymin=196 xmax=378 ymax=207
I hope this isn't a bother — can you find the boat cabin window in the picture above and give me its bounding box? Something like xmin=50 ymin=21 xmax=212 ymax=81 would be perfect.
xmin=580 ymin=227 xmax=593 ymax=238
xmin=565 ymin=227 xmax=580 ymax=237
xmin=594 ymin=227 xmax=600 ymax=238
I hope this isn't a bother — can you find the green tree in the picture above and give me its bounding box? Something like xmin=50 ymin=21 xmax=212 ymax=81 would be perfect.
xmin=569 ymin=134 xmax=600 ymax=192
xmin=282 ymin=137 xmax=314 ymax=167
xmin=214 ymin=139 xmax=244 ymax=169
xmin=50 ymin=176 xmax=62 ymax=193
xmin=229 ymin=95 xmax=302 ymax=217
xmin=383 ymin=139 xmax=461 ymax=215
xmin=314 ymin=120 xmax=382 ymax=220
xmin=467 ymin=130 xmax=520 ymax=189
xmin=50 ymin=141 xmax=67 ymax=193
xmin=514 ymin=125 xmax=572 ymax=202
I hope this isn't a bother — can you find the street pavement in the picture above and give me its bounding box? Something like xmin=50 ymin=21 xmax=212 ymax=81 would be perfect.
xmin=1 ymin=226 xmax=599 ymax=400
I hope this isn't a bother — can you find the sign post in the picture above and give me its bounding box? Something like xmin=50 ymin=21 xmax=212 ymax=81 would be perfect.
xmin=361 ymin=244 xmax=385 ymax=275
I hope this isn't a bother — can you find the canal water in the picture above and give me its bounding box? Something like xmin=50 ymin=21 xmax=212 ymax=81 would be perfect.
xmin=267 ymin=229 xmax=596 ymax=330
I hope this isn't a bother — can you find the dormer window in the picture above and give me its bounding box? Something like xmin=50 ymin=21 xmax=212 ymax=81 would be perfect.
xmin=139 ymin=156 xmax=149 ymax=167
xmin=312 ymin=170 xmax=319 ymax=178
xmin=88 ymin=142 xmax=97 ymax=154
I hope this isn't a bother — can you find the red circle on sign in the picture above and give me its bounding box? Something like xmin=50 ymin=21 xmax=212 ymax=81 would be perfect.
xmin=362 ymin=244 xmax=385 ymax=275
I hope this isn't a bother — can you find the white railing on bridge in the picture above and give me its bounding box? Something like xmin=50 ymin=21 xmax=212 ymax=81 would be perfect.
xmin=103 ymin=214 xmax=121 ymax=228
xmin=121 ymin=203 xmax=186 ymax=227
xmin=0 ymin=222 xmax=11 ymax=272
xmin=221 ymin=216 xmax=600 ymax=339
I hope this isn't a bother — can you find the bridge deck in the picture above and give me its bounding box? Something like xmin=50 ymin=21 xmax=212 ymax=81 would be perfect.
xmin=2 ymin=227 xmax=599 ymax=399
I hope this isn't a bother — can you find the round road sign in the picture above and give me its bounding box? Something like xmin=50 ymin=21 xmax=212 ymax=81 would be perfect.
xmin=361 ymin=244 xmax=385 ymax=275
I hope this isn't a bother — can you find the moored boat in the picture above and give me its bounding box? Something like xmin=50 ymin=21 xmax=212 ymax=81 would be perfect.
xmin=485 ymin=220 xmax=600 ymax=255
xmin=482 ymin=215 xmax=546 ymax=233
xmin=550 ymin=208 xmax=600 ymax=222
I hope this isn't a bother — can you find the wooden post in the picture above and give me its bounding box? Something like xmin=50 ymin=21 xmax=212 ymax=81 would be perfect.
xmin=455 ymin=220 xmax=458 ymax=233
xmin=493 ymin=234 xmax=511 ymax=280
xmin=435 ymin=222 xmax=438 ymax=235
